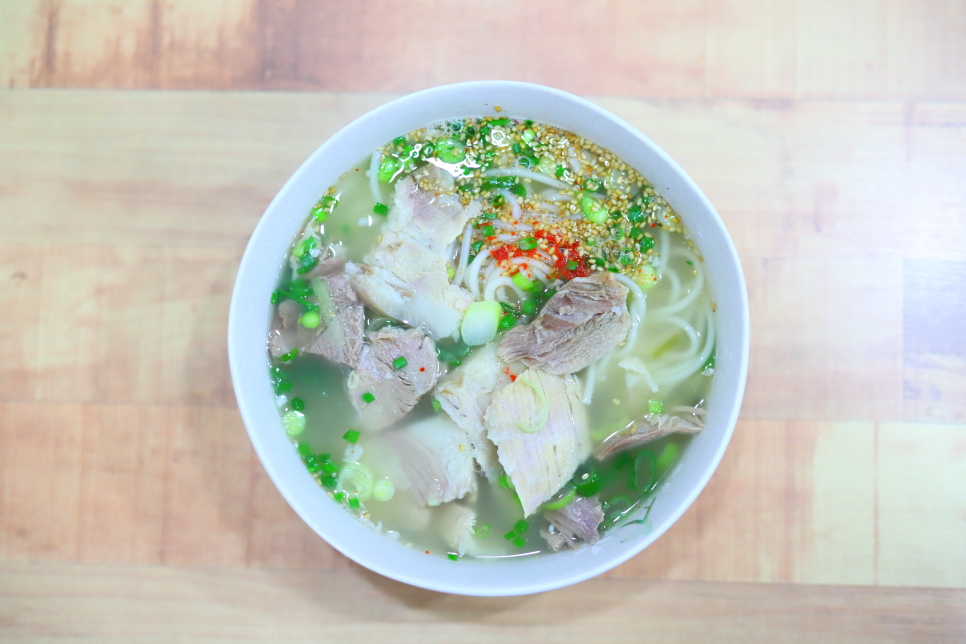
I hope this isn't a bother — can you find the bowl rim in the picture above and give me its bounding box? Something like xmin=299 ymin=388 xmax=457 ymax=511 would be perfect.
xmin=228 ymin=80 xmax=749 ymax=595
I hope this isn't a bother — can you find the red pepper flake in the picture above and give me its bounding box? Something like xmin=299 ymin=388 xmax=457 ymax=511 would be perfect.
xmin=419 ymin=367 xmax=426 ymax=372
xmin=491 ymin=245 xmax=509 ymax=261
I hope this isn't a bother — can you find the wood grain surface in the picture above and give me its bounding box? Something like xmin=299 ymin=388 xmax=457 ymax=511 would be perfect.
xmin=1 ymin=0 xmax=965 ymax=641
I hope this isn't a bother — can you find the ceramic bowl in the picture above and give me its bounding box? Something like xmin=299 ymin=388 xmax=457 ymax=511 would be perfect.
xmin=228 ymin=81 xmax=749 ymax=596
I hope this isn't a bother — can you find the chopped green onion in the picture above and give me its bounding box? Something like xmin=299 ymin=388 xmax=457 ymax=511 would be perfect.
xmin=517 ymin=237 xmax=538 ymax=251
xmin=481 ymin=211 xmax=498 ymax=220
xmin=498 ymin=314 xmax=517 ymax=330
xmin=580 ymin=196 xmax=608 ymax=224
xmin=475 ymin=524 xmax=490 ymax=538
xmin=492 ymin=194 xmax=505 ymax=206
xmin=555 ymin=166 xmax=566 ymax=178
xmin=656 ymin=442 xmax=680 ymax=473
xmin=305 ymin=455 xmax=326 ymax=473
xmin=373 ymin=478 xmax=395 ymax=501
xmin=513 ymin=519 xmax=528 ymax=534
xmin=436 ymin=138 xmax=466 ymax=163
xmin=290 ymin=397 xmax=305 ymax=411
xmin=343 ymin=429 xmax=361 ymax=443
xmin=334 ymin=491 xmax=347 ymax=502
xmin=611 ymin=226 xmax=625 ymax=241
xmin=471 ymin=240 xmax=485 ymax=254
xmin=373 ymin=202 xmax=389 ymax=216
xmin=648 ymin=399 xmax=664 ymax=414
xmin=481 ymin=224 xmax=496 ymax=237
xmin=295 ymin=253 xmax=319 ymax=275
xmin=348 ymin=498 xmax=361 ymax=510
xmin=543 ymin=487 xmax=576 ymax=510
xmin=461 ymin=300 xmax=503 ymax=346
xmin=291 ymin=241 xmax=306 ymax=258
xmin=377 ymin=155 xmax=402 ymax=183
xmin=686 ymin=260 xmax=694 ymax=266
xmin=274 ymin=380 xmax=292 ymax=393
xmin=498 ymin=474 xmax=515 ymax=490
xmin=574 ymin=469 xmax=602 ymax=496
xmin=321 ymin=474 xmax=338 ymax=489
xmin=504 ymin=530 xmax=516 ymax=541
xmin=447 ymin=553 xmax=459 ymax=561
xmin=270 ymin=290 xmax=282 ymax=304
xmin=361 ymin=392 xmax=375 ymax=404
xmin=297 ymin=442 xmax=312 ymax=458
xmin=585 ymin=178 xmax=603 ymax=192
xmin=392 ymin=356 xmax=408 ymax=370
xmin=636 ymin=263 xmax=659 ymax=289
xmin=432 ymin=399 xmax=443 ymax=412
xmin=522 ymin=128 xmax=536 ymax=143
xmin=512 ymin=536 xmax=526 ymax=548
xmin=509 ymin=183 xmax=526 ymax=197
xmin=323 ymin=462 xmax=340 ymax=475
xmin=299 ymin=310 xmax=321 ymax=329
xmin=489 ymin=117 xmax=510 ymax=126
xmin=608 ymin=267 xmax=619 ymax=273
xmin=627 ymin=205 xmax=644 ymax=223
xmin=392 ymin=135 xmax=407 ymax=147
xmin=619 ymin=249 xmax=635 ymax=265
xmin=631 ymin=450 xmax=658 ymax=492
xmin=521 ymin=299 xmax=537 ymax=315
xmin=281 ymin=410 xmax=305 ymax=437
xmin=511 ymin=272 xmax=536 ymax=291
xmin=566 ymin=260 xmax=579 ymax=271
xmin=279 ymin=349 xmax=298 ymax=362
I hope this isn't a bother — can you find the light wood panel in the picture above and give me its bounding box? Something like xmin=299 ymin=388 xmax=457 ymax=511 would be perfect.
xmin=1 ymin=563 xmax=964 ymax=643
xmin=1 ymin=1 xmax=964 ymax=100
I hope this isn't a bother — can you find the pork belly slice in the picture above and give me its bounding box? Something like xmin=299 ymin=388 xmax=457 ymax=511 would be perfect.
xmin=384 ymin=175 xmax=481 ymax=255
xmin=268 ymin=261 xmax=364 ymax=368
xmin=347 ymin=327 xmax=439 ymax=431
xmin=542 ymin=496 xmax=604 ymax=552
xmin=497 ymin=272 xmax=632 ymax=375
xmin=483 ymin=368 xmax=590 ymax=517
xmin=345 ymin=239 xmax=474 ymax=340
xmin=394 ymin=415 xmax=477 ymax=507
xmin=595 ymin=407 xmax=706 ymax=461
xmin=435 ymin=343 xmax=511 ymax=481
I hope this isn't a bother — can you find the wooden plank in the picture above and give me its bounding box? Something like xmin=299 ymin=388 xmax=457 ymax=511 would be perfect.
xmin=877 ymin=422 xmax=966 ymax=588
xmin=1 ymin=1 xmax=964 ymax=100
xmin=0 ymin=245 xmax=42 ymax=400
xmin=0 ymin=563 xmax=963 ymax=643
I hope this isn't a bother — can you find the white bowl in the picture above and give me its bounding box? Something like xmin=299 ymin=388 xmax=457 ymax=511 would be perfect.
xmin=228 ymin=81 xmax=749 ymax=596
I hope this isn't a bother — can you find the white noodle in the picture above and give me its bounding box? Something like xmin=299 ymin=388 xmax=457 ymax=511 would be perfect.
xmin=484 ymin=168 xmax=571 ymax=190
xmin=614 ymin=274 xmax=646 ymax=358
xmin=496 ymin=233 xmax=518 ymax=242
xmin=542 ymin=190 xmax=573 ymax=202
xmin=463 ymin=249 xmax=490 ymax=299
xmin=581 ymin=362 xmax=597 ymax=405
xmin=661 ymin=306 xmax=716 ymax=384
xmin=511 ymin=256 xmax=553 ymax=275
xmin=453 ymin=222 xmax=473 ymax=286
xmin=484 ymin=261 xmax=501 ymax=281
xmin=369 ymin=150 xmax=382 ymax=205
xmin=484 ymin=276 xmax=526 ymax=302
xmin=655 ymin=248 xmax=706 ymax=317
xmin=497 ymin=189 xmax=522 ymax=220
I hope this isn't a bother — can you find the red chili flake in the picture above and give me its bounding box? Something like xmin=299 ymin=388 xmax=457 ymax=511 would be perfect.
xmin=419 ymin=367 xmax=426 ymax=372
xmin=425 ymin=551 xmax=430 ymax=554
xmin=509 ymin=374 xmax=517 ymax=382
xmin=491 ymin=245 xmax=509 ymax=261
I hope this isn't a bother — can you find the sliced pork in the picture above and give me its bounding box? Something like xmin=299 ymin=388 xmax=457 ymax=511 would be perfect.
xmin=595 ymin=407 xmax=706 ymax=460
xmin=434 ymin=343 xmax=511 ymax=481
xmin=347 ymin=327 xmax=439 ymax=431
xmin=394 ymin=415 xmax=477 ymax=507
xmin=346 ymin=239 xmax=474 ymax=340
xmin=268 ymin=260 xmax=365 ymax=368
xmin=345 ymin=177 xmax=480 ymax=340
xmin=497 ymin=272 xmax=632 ymax=375
xmin=483 ymin=368 xmax=590 ymax=517
xmin=542 ymin=496 xmax=604 ymax=551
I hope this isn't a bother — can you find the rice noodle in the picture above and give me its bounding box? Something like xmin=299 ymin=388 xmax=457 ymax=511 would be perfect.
xmin=511 ymin=256 xmax=554 ymax=276
xmin=453 ymin=222 xmax=473 ymax=286
xmin=368 ymin=151 xmax=382 ymax=205
xmin=660 ymin=306 xmax=716 ymax=384
xmin=484 ymin=168 xmax=570 ymax=190
xmin=542 ymin=190 xmax=573 ymax=202
xmin=614 ymin=274 xmax=646 ymax=359
xmin=484 ymin=261 xmax=501 ymax=282
xmin=484 ymin=275 xmax=526 ymax=302
xmin=497 ymin=190 xmax=522 ymax=220
xmin=581 ymin=362 xmax=597 ymax=405
xmin=463 ymin=249 xmax=490 ymax=299
xmin=496 ymin=233 xmax=518 ymax=242
xmin=492 ymin=220 xmax=532 ymax=232
xmin=655 ymin=247 xmax=706 ymax=317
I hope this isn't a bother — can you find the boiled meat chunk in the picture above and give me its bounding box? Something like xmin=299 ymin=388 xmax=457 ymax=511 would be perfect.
xmin=596 ymin=407 xmax=706 ymax=460
xmin=267 ymin=260 xmax=364 ymax=368
xmin=347 ymin=327 xmax=438 ymax=431
xmin=383 ymin=175 xmax=481 ymax=255
xmin=394 ymin=415 xmax=477 ymax=507
xmin=434 ymin=343 xmax=511 ymax=481
xmin=345 ymin=239 xmax=474 ymax=340
xmin=497 ymin=272 xmax=631 ymax=374
xmin=483 ymin=368 xmax=590 ymax=517
xmin=542 ymin=496 xmax=604 ymax=551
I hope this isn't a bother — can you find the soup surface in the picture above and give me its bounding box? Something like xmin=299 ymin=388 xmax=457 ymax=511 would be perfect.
xmin=267 ymin=116 xmax=715 ymax=560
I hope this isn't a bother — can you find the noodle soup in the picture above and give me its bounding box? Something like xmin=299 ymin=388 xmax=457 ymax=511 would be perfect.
xmin=267 ymin=116 xmax=715 ymax=560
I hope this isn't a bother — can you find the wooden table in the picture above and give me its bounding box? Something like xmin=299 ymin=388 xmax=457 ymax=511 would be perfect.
xmin=1 ymin=1 xmax=964 ymax=641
